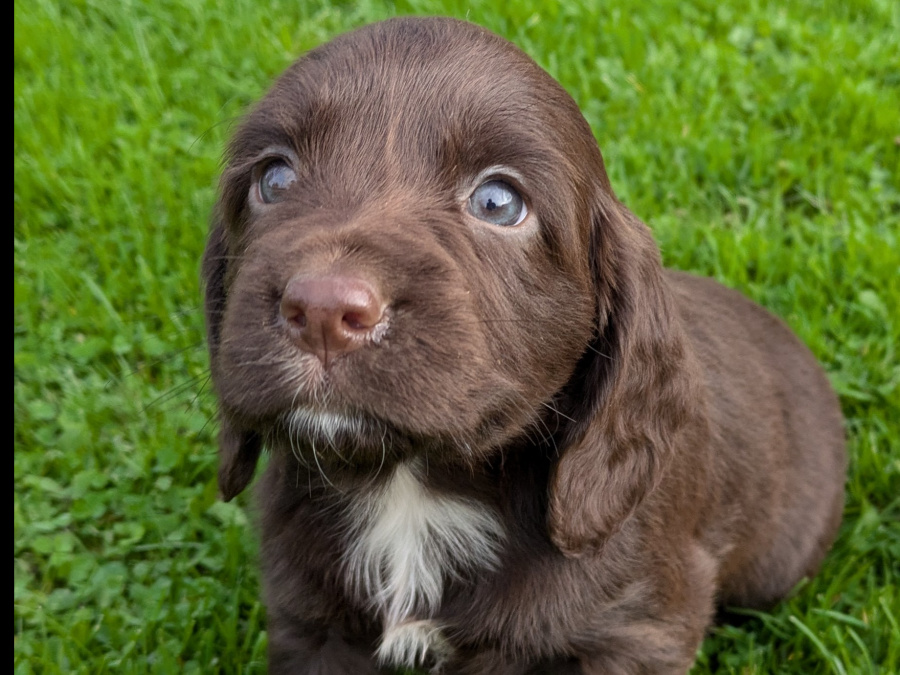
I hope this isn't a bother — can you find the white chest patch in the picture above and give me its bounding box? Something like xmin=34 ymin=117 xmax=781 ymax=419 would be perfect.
xmin=342 ymin=461 xmax=505 ymax=669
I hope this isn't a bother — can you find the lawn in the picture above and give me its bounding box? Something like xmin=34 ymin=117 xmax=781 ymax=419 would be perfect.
xmin=13 ymin=0 xmax=899 ymax=672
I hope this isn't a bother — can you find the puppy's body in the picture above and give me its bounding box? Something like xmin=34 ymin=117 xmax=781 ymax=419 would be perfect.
xmin=203 ymin=17 xmax=845 ymax=674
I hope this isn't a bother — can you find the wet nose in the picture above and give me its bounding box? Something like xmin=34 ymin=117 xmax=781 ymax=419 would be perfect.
xmin=279 ymin=274 xmax=386 ymax=366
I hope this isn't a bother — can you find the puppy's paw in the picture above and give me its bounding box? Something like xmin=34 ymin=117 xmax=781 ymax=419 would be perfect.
xmin=376 ymin=619 xmax=453 ymax=672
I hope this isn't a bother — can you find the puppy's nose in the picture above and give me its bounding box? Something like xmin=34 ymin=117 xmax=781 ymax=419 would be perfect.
xmin=279 ymin=274 xmax=385 ymax=366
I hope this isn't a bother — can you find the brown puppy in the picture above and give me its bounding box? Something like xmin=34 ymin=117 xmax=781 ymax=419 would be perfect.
xmin=202 ymin=16 xmax=846 ymax=674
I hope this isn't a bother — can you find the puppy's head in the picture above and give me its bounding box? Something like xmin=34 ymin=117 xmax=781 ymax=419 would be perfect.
xmin=204 ymin=17 xmax=693 ymax=556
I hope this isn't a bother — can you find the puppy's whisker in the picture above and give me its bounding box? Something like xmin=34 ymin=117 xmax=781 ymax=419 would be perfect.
xmin=184 ymin=372 xmax=213 ymax=410
xmin=363 ymin=426 xmax=389 ymax=490
xmin=309 ymin=439 xmax=341 ymax=493
xmin=327 ymin=433 xmax=350 ymax=463
xmin=191 ymin=114 xmax=244 ymax=151
xmin=584 ymin=343 xmax=615 ymax=361
xmin=140 ymin=372 xmax=211 ymax=412
xmin=286 ymin=411 xmax=305 ymax=470
xmin=540 ymin=401 xmax=576 ymax=424
xmin=509 ymin=392 xmax=559 ymax=455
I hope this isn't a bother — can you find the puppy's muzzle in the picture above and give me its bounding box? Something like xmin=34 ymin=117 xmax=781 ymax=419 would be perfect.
xmin=279 ymin=273 xmax=387 ymax=367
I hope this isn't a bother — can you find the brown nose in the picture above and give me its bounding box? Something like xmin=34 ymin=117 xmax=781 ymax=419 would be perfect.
xmin=279 ymin=274 xmax=386 ymax=366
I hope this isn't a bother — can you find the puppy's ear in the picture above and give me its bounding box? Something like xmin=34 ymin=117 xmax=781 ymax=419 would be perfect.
xmin=202 ymin=219 xmax=262 ymax=500
xmin=548 ymin=193 xmax=699 ymax=557
xmin=217 ymin=417 xmax=262 ymax=501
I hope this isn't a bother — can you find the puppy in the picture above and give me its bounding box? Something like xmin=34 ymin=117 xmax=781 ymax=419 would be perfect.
xmin=202 ymin=16 xmax=846 ymax=674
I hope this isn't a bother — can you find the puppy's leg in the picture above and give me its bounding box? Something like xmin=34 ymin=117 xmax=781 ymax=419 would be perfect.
xmin=449 ymin=649 xmax=581 ymax=675
xmin=576 ymin=611 xmax=707 ymax=675
xmin=579 ymin=544 xmax=718 ymax=675
xmin=267 ymin=617 xmax=382 ymax=675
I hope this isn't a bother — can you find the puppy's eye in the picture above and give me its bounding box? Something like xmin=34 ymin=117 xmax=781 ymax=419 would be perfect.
xmin=468 ymin=180 xmax=527 ymax=227
xmin=257 ymin=160 xmax=297 ymax=204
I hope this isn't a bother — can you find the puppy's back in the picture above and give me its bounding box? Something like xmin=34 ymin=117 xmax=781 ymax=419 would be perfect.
xmin=667 ymin=270 xmax=845 ymax=607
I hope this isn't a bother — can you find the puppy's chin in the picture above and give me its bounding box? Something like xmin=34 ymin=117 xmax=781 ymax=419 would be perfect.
xmin=273 ymin=396 xmax=541 ymax=477
xmin=274 ymin=406 xmax=422 ymax=478
xmin=282 ymin=407 xmax=391 ymax=456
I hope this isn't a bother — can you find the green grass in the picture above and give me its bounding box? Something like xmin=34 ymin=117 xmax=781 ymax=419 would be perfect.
xmin=13 ymin=0 xmax=899 ymax=672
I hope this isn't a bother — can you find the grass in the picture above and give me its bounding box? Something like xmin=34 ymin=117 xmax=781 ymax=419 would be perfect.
xmin=13 ymin=0 xmax=899 ymax=672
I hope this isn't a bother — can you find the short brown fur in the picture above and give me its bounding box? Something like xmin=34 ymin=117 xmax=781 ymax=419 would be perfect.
xmin=203 ymin=17 xmax=846 ymax=674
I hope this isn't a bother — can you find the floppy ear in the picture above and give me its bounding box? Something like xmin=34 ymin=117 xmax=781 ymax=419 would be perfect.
xmin=217 ymin=417 xmax=262 ymax=501
xmin=547 ymin=194 xmax=699 ymax=557
xmin=202 ymin=219 xmax=262 ymax=500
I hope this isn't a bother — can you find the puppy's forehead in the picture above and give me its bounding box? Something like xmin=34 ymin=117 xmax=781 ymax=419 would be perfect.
xmin=231 ymin=18 xmax=598 ymax=185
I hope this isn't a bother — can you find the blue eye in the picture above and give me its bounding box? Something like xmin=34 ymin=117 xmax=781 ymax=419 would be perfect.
xmin=257 ymin=159 xmax=297 ymax=204
xmin=468 ymin=180 xmax=527 ymax=227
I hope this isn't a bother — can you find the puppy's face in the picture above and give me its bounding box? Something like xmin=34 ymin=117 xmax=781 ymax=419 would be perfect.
xmin=204 ymin=19 xmax=614 ymax=479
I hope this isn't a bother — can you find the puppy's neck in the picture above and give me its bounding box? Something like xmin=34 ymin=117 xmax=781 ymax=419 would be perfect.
xmin=342 ymin=458 xmax=505 ymax=669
